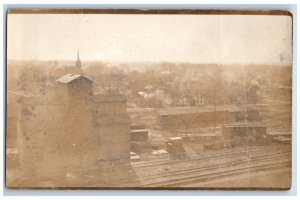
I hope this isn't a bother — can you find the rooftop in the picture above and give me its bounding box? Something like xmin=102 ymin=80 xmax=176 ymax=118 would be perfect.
xmin=223 ymin=122 xmax=266 ymax=128
xmin=169 ymin=137 xmax=182 ymax=141
xmin=157 ymin=104 xmax=260 ymax=116
xmin=130 ymin=129 xmax=148 ymax=134
xmin=267 ymin=131 xmax=292 ymax=136
xmin=56 ymin=74 xmax=93 ymax=84
xmin=152 ymin=149 xmax=168 ymax=155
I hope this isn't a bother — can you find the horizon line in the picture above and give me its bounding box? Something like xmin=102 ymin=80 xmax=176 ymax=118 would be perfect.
xmin=6 ymin=59 xmax=292 ymax=66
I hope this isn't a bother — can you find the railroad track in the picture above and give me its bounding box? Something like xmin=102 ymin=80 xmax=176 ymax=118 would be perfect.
xmin=131 ymin=144 xmax=290 ymax=168
xmin=135 ymin=150 xmax=290 ymax=182
xmin=33 ymin=145 xmax=291 ymax=188
xmin=41 ymin=144 xmax=290 ymax=187
xmin=101 ymin=144 xmax=291 ymax=187
xmin=140 ymin=153 xmax=291 ymax=187
xmin=144 ymin=160 xmax=291 ymax=187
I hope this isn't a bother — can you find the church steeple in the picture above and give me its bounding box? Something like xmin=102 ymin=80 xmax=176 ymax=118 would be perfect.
xmin=75 ymin=49 xmax=81 ymax=69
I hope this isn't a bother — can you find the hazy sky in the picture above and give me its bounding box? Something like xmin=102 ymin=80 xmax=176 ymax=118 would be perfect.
xmin=7 ymin=14 xmax=292 ymax=64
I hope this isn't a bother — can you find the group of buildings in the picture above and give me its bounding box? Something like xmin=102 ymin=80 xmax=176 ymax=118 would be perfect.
xmin=7 ymin=52 xmax=131 ymax=178
xmin=7 ymin=52 xmax=292 ymax=182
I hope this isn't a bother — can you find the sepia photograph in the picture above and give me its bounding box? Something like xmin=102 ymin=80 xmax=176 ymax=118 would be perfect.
xmin=6 ymin=9 xmax=293 ymax=189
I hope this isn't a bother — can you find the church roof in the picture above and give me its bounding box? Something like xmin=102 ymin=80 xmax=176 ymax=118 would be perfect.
xmin=56 ymin=74 xmax=93 ymax=84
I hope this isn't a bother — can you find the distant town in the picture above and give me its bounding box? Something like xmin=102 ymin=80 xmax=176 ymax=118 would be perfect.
xmin=6 ymin=51 xmax=292 ymax=189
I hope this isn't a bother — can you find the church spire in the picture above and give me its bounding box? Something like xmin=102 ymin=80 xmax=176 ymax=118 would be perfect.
xmin=75 ymin=49 xmax=81 ymax=70
xmin=77 ymin=48 xmax=80 ymax=61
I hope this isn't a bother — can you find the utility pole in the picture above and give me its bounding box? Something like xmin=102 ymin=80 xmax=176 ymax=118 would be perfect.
xmin=213 ymin=87 xmax=216 ymax=133
xmin=185 ymin=121 xmax=188 ymax=138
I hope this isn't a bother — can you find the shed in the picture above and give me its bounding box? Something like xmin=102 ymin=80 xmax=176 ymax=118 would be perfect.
xmin=169 ymin=137 xmax=183 ymax=145
xmin=130 ymin=129 xmax=148 ymax=142
xmin=167 ymin=137 xmax=184 ymax=154
xmin=222 ymin=123 xmax=267 ymax=145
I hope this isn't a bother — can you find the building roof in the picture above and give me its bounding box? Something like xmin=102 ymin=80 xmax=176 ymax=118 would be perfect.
xmin=130 ymin=155 xmax=141 ymax=160
xmin=157 ymin=104 xmax=260 ymax=116
xmin=169 ymin=137 xmax=182 ymax=141
xmin=178 ymin=133 xmax=221 ymax=137
xmin=56 ymin=74 xmax=93 ymax=84
xmin=152 ymin=149 xmax=168 ymax=155
xmin=130 ymin=129 xmax=148 ymax=134
xmin=267 ymin=131 xmax=292 ymax=136
xmin=223 ymin=122 xmax=266 ymax=128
